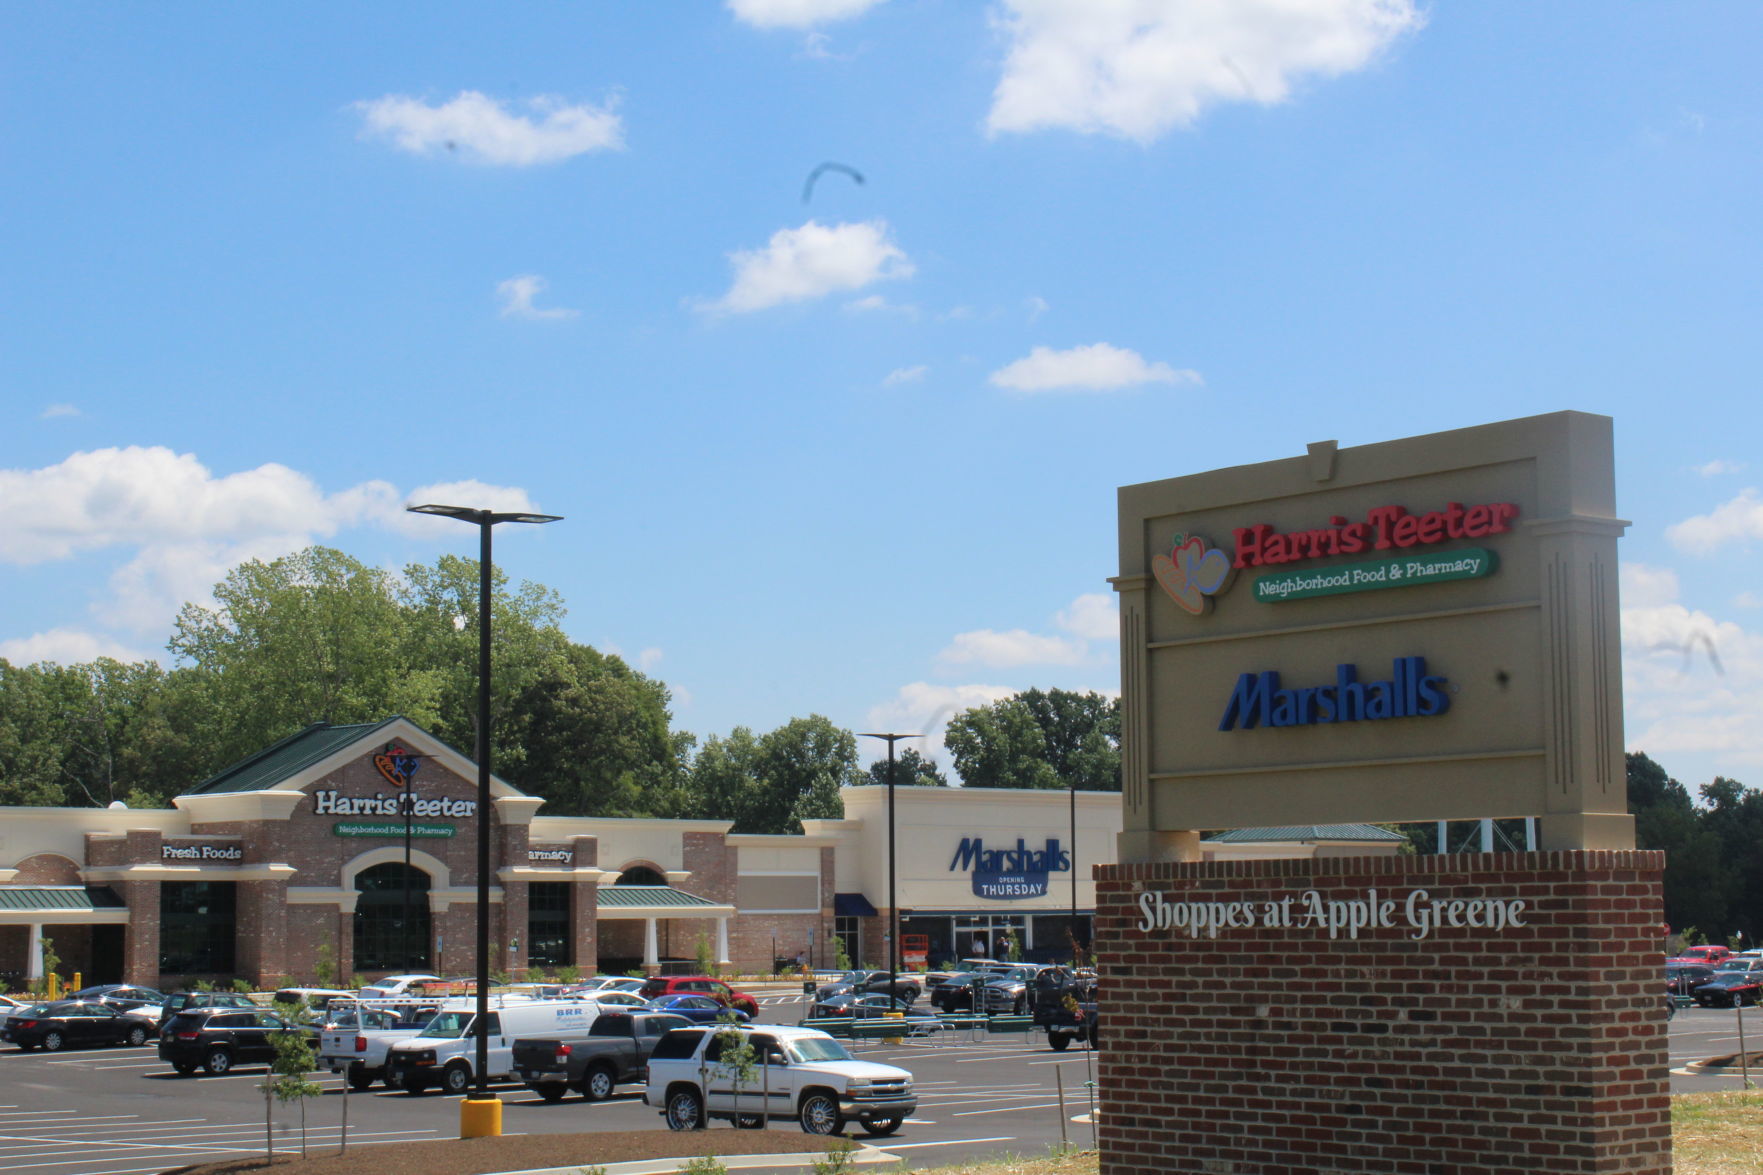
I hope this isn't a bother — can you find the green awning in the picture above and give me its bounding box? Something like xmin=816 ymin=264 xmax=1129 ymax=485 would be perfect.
xmin=0 ymin=886 xmax=126 ymax=912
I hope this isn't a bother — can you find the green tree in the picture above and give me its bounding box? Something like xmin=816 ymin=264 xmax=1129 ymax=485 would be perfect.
xmin=1628 ymin=752 xmax=1730 ymax=937
xmin=262 ymin=1016 xmax=323 ymax=1157
xmin=685 ymin=716 xmax=857 ymax=834
xmin=865 ymin=747 xmax=948 ymax=788
xmin=943 ymin=688 xmax=1120 ymax=791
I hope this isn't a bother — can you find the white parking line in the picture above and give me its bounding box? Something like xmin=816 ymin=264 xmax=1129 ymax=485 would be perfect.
xmin=877 ymin=1136 xmax=1016 ymax=1150
xmin=954 ymin=1101 xmax=1066 ymax=1117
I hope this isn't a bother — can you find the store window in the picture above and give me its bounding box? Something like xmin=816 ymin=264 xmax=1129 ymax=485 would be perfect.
xmin=834 ymin=916 xmax=864 ymax=968
xmin=160 ymin=882 xmax=236 ymax=975
xmin=528 ymin=882 xmax=572 ymax=967
xmin=353 ymin=862 xmax=431 ymax=973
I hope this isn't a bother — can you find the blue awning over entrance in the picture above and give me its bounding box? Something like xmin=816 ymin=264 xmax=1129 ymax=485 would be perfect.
xmin=834 ymin=892 xmax=878 ymax=917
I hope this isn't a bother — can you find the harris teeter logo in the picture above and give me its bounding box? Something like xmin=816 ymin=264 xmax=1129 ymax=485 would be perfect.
xmin=1154 ymin=500 xmax=1518 ymax=615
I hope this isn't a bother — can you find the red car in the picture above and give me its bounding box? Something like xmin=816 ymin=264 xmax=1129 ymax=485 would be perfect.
xmin=637 ymin=976 xmax=759 ymax=1018
xmin=1674 ymin=945 xmax=1734 ymax=966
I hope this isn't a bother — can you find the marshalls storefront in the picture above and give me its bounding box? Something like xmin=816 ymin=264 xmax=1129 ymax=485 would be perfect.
xmin=0 ymin=716 xmax=1399 ymax=989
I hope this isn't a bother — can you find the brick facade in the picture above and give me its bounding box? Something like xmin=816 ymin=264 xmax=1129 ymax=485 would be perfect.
xmin=1095 ymin=851 xmax=1670 ymax=1175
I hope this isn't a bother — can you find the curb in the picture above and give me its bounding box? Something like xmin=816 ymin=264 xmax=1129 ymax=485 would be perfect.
xmin=481 ymin=1144 xmax=900 ymax=1175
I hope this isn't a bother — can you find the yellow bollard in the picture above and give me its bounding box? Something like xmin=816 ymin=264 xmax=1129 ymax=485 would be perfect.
xmin=459 ymin=1096 xmax=502 ymax=1138
xmin=46 ymin=974 xmax=61 ymax=1000
xmin=71 ymin=972 xmax=82 ymax=993
xmin=883 ymin=1009 xmax=904 ymax=1046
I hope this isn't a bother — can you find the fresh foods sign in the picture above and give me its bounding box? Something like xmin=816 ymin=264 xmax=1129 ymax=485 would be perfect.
xmin=1136 ymin=887 xmax=1529 ymax=941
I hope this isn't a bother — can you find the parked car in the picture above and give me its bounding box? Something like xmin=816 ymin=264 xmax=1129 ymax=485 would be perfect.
xmin=355 ymin=974 xmax=443 ymax=1000
xmin=318 ymin=1004 xmax=441 ymax=1090
xmin=645 ymin=1023 xmax=916 ymax=1136
xmin=1692 ymin=959 xmax=1763 ymax=1007
xmin=801 ymin=994 xmax=944 ymax=1035
xmin=271 ymin=987 xmax=355 ymax=1014
xmin=1032 ymin=969 xmax=1100 ymax=1051
xmin=582 ymin=990 xmax=648 ymax=1010
xmin=386 ymin=999 xmax=600 ymax=1095
xmin=2 ymin=1000 xmax=153 ymax=1051
xmin=71 ymin=983 xmax=167 ymax=1005
xmin=928 ymin=971 xmax=1001 ymax=1014
xmin=511 ymin=1010 xmax=692 ymax=1102
xmin=645 ymin=994 xmax=751 ymax=1025
xmin=1676 ymin=945 xmax=1734 ymax=966
xmin=975 ymin=964 xmax=1052 ymax=1014
xmin=159 ymin=991 xmax=261 ymax=1026
xmin=636 ymin=976 xmax=760 ymax=1019
xmin=159 ymin=1007 xmax=316 ymax=1075
xmin=1665 ymin=965 xmax=1715 ymax=998
xmin=809 ymin=970 xmax=923 ymax=1004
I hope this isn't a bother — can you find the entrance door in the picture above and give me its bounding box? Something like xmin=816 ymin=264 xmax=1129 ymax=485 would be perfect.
xmin=90 ymin=925 xmax=125 ymax=985
xmin=353 ymin=863 xmax=432 ymax=972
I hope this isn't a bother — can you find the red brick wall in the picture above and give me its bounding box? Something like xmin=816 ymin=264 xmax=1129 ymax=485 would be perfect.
xmin=1095 ymin=851 xmax=1669 ymax=1175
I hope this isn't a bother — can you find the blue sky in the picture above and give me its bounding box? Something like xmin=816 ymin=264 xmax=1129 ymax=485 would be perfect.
xmin=4 ymin=1 xmax=1761 ymax=791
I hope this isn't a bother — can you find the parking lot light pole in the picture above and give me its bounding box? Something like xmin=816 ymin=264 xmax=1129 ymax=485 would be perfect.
xmin=860 ymin=733 xmax=918 ymax=1005
xmin=406 ymin=503 xmax=561 ymax=1134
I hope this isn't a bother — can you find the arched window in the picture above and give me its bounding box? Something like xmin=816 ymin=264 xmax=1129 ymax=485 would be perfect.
xmin=353 ymin=862 xmax=431 ymax=973
xmin=615 ymin=865 xmax=666 ymax=886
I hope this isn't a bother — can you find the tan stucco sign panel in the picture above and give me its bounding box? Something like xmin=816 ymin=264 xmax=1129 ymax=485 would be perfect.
xmin=1113 ymin=411 xmax=1631 ymax=860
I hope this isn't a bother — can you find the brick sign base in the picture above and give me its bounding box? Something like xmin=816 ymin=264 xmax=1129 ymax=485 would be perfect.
xmin=1095 ymin=851 xmax=1669 ymax=1175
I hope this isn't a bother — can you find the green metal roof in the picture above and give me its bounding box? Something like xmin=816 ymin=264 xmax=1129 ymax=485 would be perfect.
xmin=596 ymin=885 xmax=721 ymax=909
xmin=186 ymin=718 xmax=406 ymax=795
xmin=1204 ymin=824 xmax=1407 ymax=844
xmin=0 ymin=886 xmax=126 ymax=912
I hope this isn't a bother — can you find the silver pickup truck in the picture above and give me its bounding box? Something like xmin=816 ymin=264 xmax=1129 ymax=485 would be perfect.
xmin=316 ymin=1001 xmax=439 ymax=1090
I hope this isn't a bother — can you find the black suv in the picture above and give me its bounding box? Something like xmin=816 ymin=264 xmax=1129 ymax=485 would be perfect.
xmin=158 ymin=1007 xmax=313 ymax=1075
xmin=159 ymin=991 xmax=258 ymax=1025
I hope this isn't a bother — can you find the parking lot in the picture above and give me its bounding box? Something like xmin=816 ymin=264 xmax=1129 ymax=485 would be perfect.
xmin=5 ymin=993 xmax=1753 ymax=1175
xmin=0 ymin=991 xmax=1101 ymax=1175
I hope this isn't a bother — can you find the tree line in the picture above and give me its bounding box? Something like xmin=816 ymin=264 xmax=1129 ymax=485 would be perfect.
xmin=0 ymin=546 xmax=1120 ymax=833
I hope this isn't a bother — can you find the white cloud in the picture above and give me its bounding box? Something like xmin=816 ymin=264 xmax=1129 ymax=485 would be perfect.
xmin=1696 ymin=458 xmax=1744 ymax=477
xmin=637 ymin=647 xmax=665 ymax=673
xmin=496 ymin=274 xmax=578 ymax=320
xmin=1620 ymin=563 xmax=1680 ymax=609
xmin=1623 ymin=601 xmax=1763 ymax=763
xmin=728 ymin=0 xmax=885 ymax=29
xmin=937 ymin=628 xmax=1087 ymax=669
xmin=354 ymin=91 xmax=623 ymax=166
xmin=0 ymin=628 xmax=150 ymax=667
xmin=708 ymin=220 xmax=913 ymax=314
xmin=864 ymin=680 xmax=1018 ymax=765
xmin=39 ymin=403 xmax=80 ymax=419
xmin=989 ymin=343 xmax=1199 ymax=393
xmin=0 ymin=447 xmax=538 ymax=643
xmin=1056 ymin=592 xmax=1118 ymax=641
xmin=1025 ymin=296 xmax=1049 ymax=322
xmin=882 ymin=365 xmax=927 ymax=386
xmin=1666 ymin=489 xmax=1763 ymax=555
xmin=1736 ymin=592 xmax=1763 ymax=610
xmin=845 ymin=294 xmax=918 ymax=317
xmin=987 ymin=0 xmax=1423 ymax=141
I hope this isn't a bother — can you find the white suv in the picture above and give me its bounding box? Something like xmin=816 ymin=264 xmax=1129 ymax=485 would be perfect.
xmin=644 ymin=1023 xmax=915 ymax=1136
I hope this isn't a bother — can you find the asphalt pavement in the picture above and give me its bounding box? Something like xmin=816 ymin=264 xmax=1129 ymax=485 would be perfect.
xmin=3 ymin=990 xmax=1752 ymax=1175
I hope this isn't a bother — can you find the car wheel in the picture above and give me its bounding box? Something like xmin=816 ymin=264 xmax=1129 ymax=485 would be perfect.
xmin=1013 ymin=997 xmax=1026 ymax=1015
xmin=172 ymin=1061 xmax=197 ymax=1076
xmin=536 ymin=1084 xmax=568 ymax=1104
xmin=864 ymin=1116 xmax=903 ymax=1137
xmin=440 ymin=1064 xmax=472 ymax=1095
xmin=204 ymin=1048 xmax=233 ymax=1075
xmin=584 ymin=1063 xmax=617 ymax=1102
xmin=403 ymin=1077 xmax=430 ymax=1096
xmin=41 ymin=1031 xmax=65 ymax=1053
xmin=127 ymin=1025 xmax=149 ymax=1048
xmin=17 ymin=1043 xmax=37 ymax=1053
xmin=799 ymin=1091 xmax=844 ymax=1136
xmin=1048 ymin=1034 xmax=1071 ymax=1052
xmin=735 ymin=1113 xmax=765 ymax=1129
xmin=347 ymin=1066 xmax=377 ymax=1092
xmin=665 ymin=1087 xmax=704 ymax=1131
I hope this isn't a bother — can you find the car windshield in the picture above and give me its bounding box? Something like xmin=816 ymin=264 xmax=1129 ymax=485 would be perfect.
xmin=788 ymin=1036 xmax=854 ymax=1063
xmin=1717 ymin=961 xmax=1754 ymax=971
xmin=418 ymin=1012 xmax=476 ymax=1038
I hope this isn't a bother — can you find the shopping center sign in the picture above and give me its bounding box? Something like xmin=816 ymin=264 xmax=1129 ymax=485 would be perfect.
xmin=1113 ymin=412 xmax=1634 ymax=855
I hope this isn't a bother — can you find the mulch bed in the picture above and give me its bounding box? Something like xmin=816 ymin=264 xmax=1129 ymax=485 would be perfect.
xmin=162 ymin=1129 xmax=843 ymax=1175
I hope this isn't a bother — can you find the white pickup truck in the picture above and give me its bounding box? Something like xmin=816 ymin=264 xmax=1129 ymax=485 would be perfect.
xmin=644 ymin=1023 xmax=915 ymax=1137
xmin=317 ymin=1002 xmax=439 ymax=1090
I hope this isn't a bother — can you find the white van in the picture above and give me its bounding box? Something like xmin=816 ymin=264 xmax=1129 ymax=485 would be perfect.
xmin=384 ymin=998 xmax=596 ymax=1095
